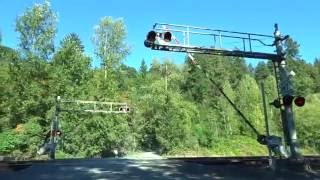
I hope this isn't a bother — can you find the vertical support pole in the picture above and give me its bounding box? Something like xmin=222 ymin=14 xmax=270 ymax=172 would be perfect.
xmin=49 ymin=96 xmax=61 ymax=160
xmin=273 ymin=24 xmax=301 ymax=159
xmin=279 ymin=62 xmax=301 ymax=158
xmin=261 ymin=84 xmax=271 ymax=139
xmin=48 ymin=117 xmax=54 ymax=159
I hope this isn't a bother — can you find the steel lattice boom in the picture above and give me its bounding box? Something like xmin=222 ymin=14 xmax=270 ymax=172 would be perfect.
xmin=60 ymin=100 xmax=130 ymax=114
xmin=144 ymin=23 xmax=284 ymax=61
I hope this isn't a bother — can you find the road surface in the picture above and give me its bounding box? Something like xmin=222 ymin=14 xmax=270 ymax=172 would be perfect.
xmin=1 ymin=155 xmax=320 ymax=179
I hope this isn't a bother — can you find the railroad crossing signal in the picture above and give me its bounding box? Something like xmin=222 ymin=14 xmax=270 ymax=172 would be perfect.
xmin=39 ymin=96 xmax=131 ymax=160
xmin=144 ymin=22 xmax=303 ymax=159
xmin=270 ymin=96 xmax=305 ymax=108
xmin=144 ymin=23 xmax=283 ymax=61
xmin=283 ymin=95 xmax=305 ymax=107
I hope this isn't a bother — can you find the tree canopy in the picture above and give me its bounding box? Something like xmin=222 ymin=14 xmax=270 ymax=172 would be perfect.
xmin=1 ymin=1 xmax=320 ymax=159
xmin=15 ymin=0 xmax=57 ymax=60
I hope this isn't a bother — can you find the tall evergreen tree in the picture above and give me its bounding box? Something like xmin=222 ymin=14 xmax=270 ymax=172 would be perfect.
xmin=52 ymin=32 xmax=91 ymax=98
xmin=254 ymin=62 xmax=271 ymax=82
xmin=139 ymin=59 xmax=148 ymax=79
xmin=314 ymin=58 xmax=320 ymax=93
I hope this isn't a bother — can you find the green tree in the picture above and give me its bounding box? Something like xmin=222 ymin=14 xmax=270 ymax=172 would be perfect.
xmin=116 ymin=64 xmax=138 ymax=92
xmin=0 ymin=45 xmax=20 ymax=131
xmin=235 ymin=75 xmax=264 ymax=136
xmin=60 ymin=33 xmax=84 ymax=52
xmin=227 ymin=57 xmax=248 ymax=88
xmin=149 ymin=59 xmax=162 ymax=79
xmin=182 ymin=54 xmax=229 ymax=104
xmin=1 ymin=1 xmax=58 ymax=158
xmin=15 ymin=1 xmax=57 ymax=59
xmin=139 ymin=59 xmax=148 ymax=79
xmin=132 ymin=77 xmax=198 ymax=153
xmin=61 ymin=113 xmax=133 ymax=157
xmin=155 ymin=91 xmax=198 ymax=153
xmin=92 ymin=16 xmax=129 ymax=70
xmin=52 ymin=33 xmax=91 ymax=98
xmin=0 ymin=48 xmax=52 ymax=158
xmin=314 ymin=58 xmax=320 ymax=93
xmin=284 ymin=37 xmax=300 ymax=59
xmin=284 ymin=37 xmax=315 ymax=96
xmin=216 ymin=81 xmax=239 ymax=135
xmin=255 ymin=62 xmax=271 ymax=82
xmin=295 ymin=94 xmax=320 ymax=152
xmin=1 ymin=44 xmax=52 ymax=129
xmin=287 ymin=59 xmax=315 ymax=96
xmin=91 ymin=16 xmax=129 ymax=100
xmin=262 ymin=75 xmax=282 ymax=135
xmin=163 ymin=60 xmax=183 ymax=92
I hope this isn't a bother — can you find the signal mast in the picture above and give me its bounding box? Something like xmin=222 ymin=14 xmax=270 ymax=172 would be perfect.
xmin=144 ymin=23 xmax=305 ymax=159
xmin=38 ymin=96 xmax=130 ymax=160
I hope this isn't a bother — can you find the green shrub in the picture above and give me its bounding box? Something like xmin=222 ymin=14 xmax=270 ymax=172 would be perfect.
xmin=0 ymin=130 xmax=23 ymax=154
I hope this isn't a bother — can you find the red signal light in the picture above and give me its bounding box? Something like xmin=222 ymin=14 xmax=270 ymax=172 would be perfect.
xmin=163 ymin=32 xmax=172 ymax=42
xmin=294 ymin=97 xmax=305 ymax=107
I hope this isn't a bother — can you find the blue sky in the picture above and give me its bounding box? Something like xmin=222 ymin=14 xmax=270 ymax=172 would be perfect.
xmin=0 ymin=0 xmax=319 ymax=69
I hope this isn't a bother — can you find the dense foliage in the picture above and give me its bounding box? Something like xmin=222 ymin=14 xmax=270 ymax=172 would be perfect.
xmin=1 ymin=2 xmax=319 ymax=159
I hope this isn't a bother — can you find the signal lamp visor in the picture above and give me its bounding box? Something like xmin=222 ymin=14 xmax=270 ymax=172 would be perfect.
xmin=146 ymin=31 xmax=156 ymax=42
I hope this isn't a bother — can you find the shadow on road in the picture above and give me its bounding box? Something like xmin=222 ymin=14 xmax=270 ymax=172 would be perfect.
xmin=0 ymin=158 xmax=320 ymax=179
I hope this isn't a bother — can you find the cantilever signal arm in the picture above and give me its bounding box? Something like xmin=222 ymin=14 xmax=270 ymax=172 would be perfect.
xmin=146 ymin=42 xmax=284 ymax=61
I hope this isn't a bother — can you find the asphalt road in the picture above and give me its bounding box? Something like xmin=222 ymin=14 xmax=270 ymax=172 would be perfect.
xmin=0 ymin=157 xmax=319 ymax=180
